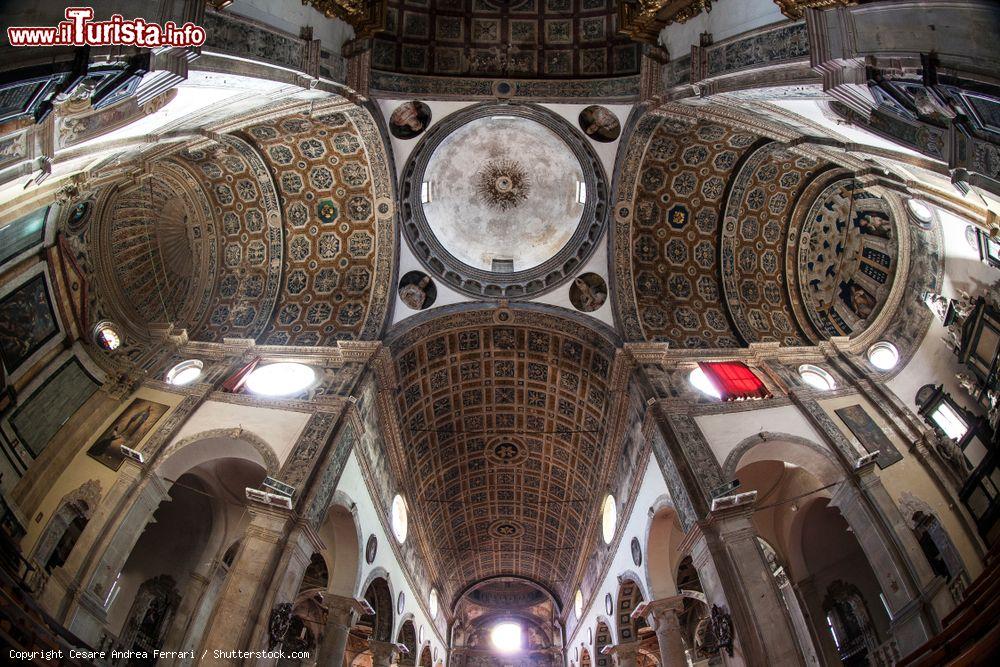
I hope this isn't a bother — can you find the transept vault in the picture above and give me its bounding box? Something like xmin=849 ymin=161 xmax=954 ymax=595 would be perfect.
xmin=0 ymin=2 xmax=998 ymax=667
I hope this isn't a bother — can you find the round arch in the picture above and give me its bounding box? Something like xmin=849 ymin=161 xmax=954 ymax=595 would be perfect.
xmin=593 ymin=617 xmax=614 ymax=667
xmin=644 ymin=500 xmax=685 ymax=600
xmin=722 ymin=431 xmax=843 ymax=486
xmin=155 ymin=428 xmax=280 ymax=481
xmin=359 ymin=569 xmax=395 ymax=642
xmin=319 ymin=490 xmax=363 ymax=597
xmin=614 ymin=573 xmax=647 ymax=643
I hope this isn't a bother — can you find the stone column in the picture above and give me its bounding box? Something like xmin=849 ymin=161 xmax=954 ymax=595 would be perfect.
xmin=640 ymin=597 xmax=687 ymax=667
xmin=603 ymin=640 xmax=640 ymax=667
xmin=317 ymin=594 xmax=364 ymax=667
xmin=829 ymin=463 xmax=939 ymax=655
xmin=197 ymin=507 xmax=295 ymax=661
xmin=65 ymin=467 xmax=171 ymax=644
xmin=774 ymin=571 xmax=821 ymax=666
xmin=369 ymin=640 xmax=399 ymax=667
xmin=680 ymin=496 xmax=805 ymax=667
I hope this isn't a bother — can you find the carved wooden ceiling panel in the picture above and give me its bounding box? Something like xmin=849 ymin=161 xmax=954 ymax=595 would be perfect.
xmin=388 ymin=308 xmax=618 ymax=603
xmin=241 ymin=108 xmax=395 ymax=344
xmin=373 ymin=0 xmax=639 ymax=79
xmin=720 ymin=142 xmax=824 ymax=346
xmin=616 ymin=114 xmax=758 ymax=346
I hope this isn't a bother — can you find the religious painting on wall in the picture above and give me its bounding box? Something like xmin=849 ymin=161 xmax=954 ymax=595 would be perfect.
xmin=389 ymin=101 xmax=432 ymax=140
xmin=0 ymin=273 xmax=59 ymax=375
xmin=834 ymin=404 xmax=903 ymax=469
xmin=86 ymin=398 xmax=169 ymax=470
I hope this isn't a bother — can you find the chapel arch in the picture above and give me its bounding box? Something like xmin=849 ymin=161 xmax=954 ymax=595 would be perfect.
xmin=644 ymin=503 xmax=686 ymax=600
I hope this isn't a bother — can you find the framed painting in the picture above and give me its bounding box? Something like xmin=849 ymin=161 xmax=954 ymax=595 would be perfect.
xmin=86 ymin=399 xmax=169 ymax=471
xmin=834 ymin=404 xmax=903 ymax=469
xmin=0 ymin=205 xmax=48 ymax=268
xmin=0 ymin=273 xmax=59 ymax=375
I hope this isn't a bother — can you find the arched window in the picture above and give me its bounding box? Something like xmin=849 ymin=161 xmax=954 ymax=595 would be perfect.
xmin=31 ymin=480 xmax=100 ymax=575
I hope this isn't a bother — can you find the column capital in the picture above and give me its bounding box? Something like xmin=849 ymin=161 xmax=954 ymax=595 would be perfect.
xmin=324 ymin=593 xmax=369 ymax=626
xmin=632 ymin=596 xmax=684 ymax=631
xmin=601 ymin=640 xmax=641 ymax=658
xmin=369 ymin=639 xmax=402 ymax=664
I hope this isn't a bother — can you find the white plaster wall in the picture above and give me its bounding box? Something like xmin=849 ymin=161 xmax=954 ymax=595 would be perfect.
xmin=694 ymin=405 xmax=826 ymax=467
xmin=657 ymin=0 xmax=784 ymax=59
xmin=228 ymin=0 xmax=354 ymax=53
xmin=335 ymin=450 xmax=449 ymax=657
xmin=565 ymin=458 xmax=671 ymax=654
xmin=381 ymin=99 xmax=629 ymax=330
xmin=887 ymin=205 xmax=998 ymax=463
xmin=167 ymin=401 xmax=312 ymax=466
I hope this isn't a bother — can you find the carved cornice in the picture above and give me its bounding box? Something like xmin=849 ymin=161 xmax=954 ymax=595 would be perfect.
xmin=302 ymin=0 xmax=387 ymax=40
xmin=774 ymin=1 xmax=852 ymax=20
xmin=618 ymin=1 xmax=714 ymax=44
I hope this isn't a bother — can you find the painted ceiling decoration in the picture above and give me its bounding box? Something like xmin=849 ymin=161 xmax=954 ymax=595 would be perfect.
xmin=63 ymin=103 xmax=397 ymax=348
xmin=240 ymin=106 xmax=397 ymax=344
xmin=374 ymin=0 xmax=640 ymax=80
xmin=612 ymin=109 xmax=904 ymax=348
xmin=385 ymin=305 xmax=622 ymax=605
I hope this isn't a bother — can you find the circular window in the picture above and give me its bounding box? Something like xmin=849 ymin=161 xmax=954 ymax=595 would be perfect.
xmin=391 ymin=494 xmax=409 ymax=543
xmin=166 ymin=359 xmax=203 ymax=386
xmin=491 ymin=622 xmax=523 ymax=653
xmin=601 ymin=494 xmax=617 ymax=544
xmin=867 ymin=341 xmax=900 ymax=370
xmin=906 ymin=198 xmax=934 ymax=225
xmin=93 ymin=321 xmax=122 ymax=351
xmin=798 ymin=364 xmax=836 ymax=391
xmin=245 ymin=362 xmax=315 ymax=397
xmin=429 ymin=588 xmax=439 ymax=619
xmin=574 ymin=590 xmax=584 ymax=619
xmin=689 ymin=367 xmax=721 ymax=399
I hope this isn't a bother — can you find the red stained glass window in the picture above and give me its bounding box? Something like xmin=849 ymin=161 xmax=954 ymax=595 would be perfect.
xmin=697 ymin=361 xmax=772 ymax=401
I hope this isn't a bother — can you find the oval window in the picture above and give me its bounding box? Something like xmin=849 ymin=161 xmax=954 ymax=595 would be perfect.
xmin=244 ymin=362 xmax=315 ymax=397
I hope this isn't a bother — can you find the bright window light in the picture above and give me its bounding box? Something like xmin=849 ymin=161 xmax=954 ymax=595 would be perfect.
xmin=491 ymin=622 xmax=523 ymax=653
xmin=574 ymin=589 xmax=583 ymax=618
xmin=601 ymin=494 xmax=617 ymax=544
xmin=429 ymin=588 xmax=439 ymax=619
xmin=244 ymin=362 xmax=315 ymax=397
xmin=826 ymin=614 xmax=840 ymax=650
xmin=391 ymin=494 xmax=409 ymax=543
xmin=798 ymin=364 xmax=836 ymax=391
xmin=421 ymin=181 xmax=432 ymax=204
xmin=906 ymin=199 xmax=934 ymax=224
xmin=867 ymin=342 xmax=899 ymax=371
xmin=931 ymin=403 xmax=969 ymax=441
xmin=166 ymin=359 xmax=203 ymax=386
xmin=879 ymin=592 xmax=893 ymax=620
xmin=576 ymin=181 xmax=586 ymax=204
xmin=689 ymin=367 xmax=721 ymax=399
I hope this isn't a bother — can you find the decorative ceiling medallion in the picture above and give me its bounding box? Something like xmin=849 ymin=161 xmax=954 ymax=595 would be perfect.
xmin=486 ymin=437 xmax=529 ymax=466
xmin=475 ymin=158 xmax=531 ymax=212
xmin=400 ymin=103 xmax=608 ymax=300
xmin=630 ymin=537 xmax=642 ymax=566
xmin=366 ymin=534 xmax=378 ymax=563
xmin=488 ymin=520 xmax=525 ymax=539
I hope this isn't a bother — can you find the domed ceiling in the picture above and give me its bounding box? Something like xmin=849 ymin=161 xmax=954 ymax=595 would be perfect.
xmin=422 ymin=115 xmax=583 ymax=271
xmin=65 ymin=104 xmax=396 ymax=346
xmin=374 ymin=0 xmax=639 ymax=79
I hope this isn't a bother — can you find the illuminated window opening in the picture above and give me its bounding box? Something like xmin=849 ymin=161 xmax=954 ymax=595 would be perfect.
xmin=798 ymin=364 xmax=836 ymax=391
xmin=689 ymin=367 xmax=721 ymax=399
xmin=601 ymin=494 xmax=617 ymax=544
xmin=244 ymin=362 xmax=315 ymax=397
xmin=867 ymin=342 xmax=899 ymax=370
xmin=930 ymin=402 xmax=969 ymax=441
xmin=421 ymin=181 xmax=433 ymax=204
xmin=576 ymin=181 xmax=586 ymax=204
xmin=391 ymin=494 xmax=409 ymax=543
xmin=491 ymin=622 xmax=523 ymax=653
xmin=166 ymin=359 xmax=203 ymax=386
